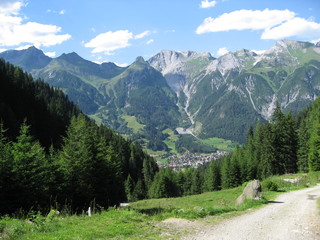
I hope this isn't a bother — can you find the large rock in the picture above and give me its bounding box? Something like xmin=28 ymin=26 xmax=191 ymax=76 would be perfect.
xmin=236 ymin=180 xmax=262 ymax=205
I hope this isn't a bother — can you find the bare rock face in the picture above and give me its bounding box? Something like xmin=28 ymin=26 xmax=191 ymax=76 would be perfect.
xmin=236 ymin=180 xmax=262 ymax=205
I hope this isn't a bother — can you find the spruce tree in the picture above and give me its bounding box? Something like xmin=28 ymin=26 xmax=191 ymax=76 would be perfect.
xmin=308 ymin=121 xmax=320 ymax=171
xmin=297 ymin=118 xmax=310 ymax=172
xmin=11 ymin=122 xmax=48 ymax=209
xmin=59 ymin=115 xmax=97 ymax=209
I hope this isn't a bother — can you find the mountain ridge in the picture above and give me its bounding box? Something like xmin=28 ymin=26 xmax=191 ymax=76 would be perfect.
xmin=1 ymin=40 xmax=320 ymax=151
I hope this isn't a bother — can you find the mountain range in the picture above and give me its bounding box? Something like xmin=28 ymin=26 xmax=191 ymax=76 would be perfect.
xmin=1 ymin=40 xmax=320 ymax=153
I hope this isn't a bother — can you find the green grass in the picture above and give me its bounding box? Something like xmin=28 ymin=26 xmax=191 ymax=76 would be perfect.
xmin=130 ymin=186 xmax=267 ymax=220
xmin=2 ymin=172 xmax=319 ymax=239
xmin=0 ymin=210 xmax=164 ymax=240
xmin=202 ymin=137 xmax=238 ymax=152
xmin=262 ymin=172 xmax=320 ymax=192
xmin=122 ymin=115 xmax=145 ymax=133
xmin=288 ymin=47 xmax=320 ymax=65
xmin=162 ymin=129 xmax=179 ymax=154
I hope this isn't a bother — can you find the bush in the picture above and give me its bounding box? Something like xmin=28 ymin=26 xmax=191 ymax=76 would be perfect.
xmin=262 ymin=180 xmax=279 ymax=191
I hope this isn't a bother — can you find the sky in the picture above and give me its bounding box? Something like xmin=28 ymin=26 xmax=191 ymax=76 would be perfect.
xmin=0 ymin=0 xmax=320 ymax=66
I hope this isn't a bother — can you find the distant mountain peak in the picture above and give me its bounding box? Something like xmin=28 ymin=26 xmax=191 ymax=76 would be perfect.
xmin=57 ymin=52 xmax=85 ymax=62
xmin=0 ymin=46 xmax=51 ymax=71
xmin=26 ymin=45 xmax=39 ymax=51
xmin=135 ymin=56 xmax=145 ymax=62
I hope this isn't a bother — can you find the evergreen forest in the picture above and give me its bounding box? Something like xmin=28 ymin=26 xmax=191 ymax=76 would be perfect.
xmin=0 ymin=60 xmax=158 ymax=214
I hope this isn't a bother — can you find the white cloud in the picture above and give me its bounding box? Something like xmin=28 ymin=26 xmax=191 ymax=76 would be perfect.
xmin=146 ymin=39 xmax=154 ymax=45
xmin=0 ymin=1 xmax=71 ymax=47
xmin=15 ymin=44 xmax=32 ymax=50
xmin=85 ymin=30 xmax=133 ymax=54
xmin=134 ymin=30 xmax=151 ymax=39
xmin=115 ymin=62 xmax=129 ymax=67
xmin=216 ymin=47 xmax=229 ymax=56
xmin=311 ymin=39 xmax=320 ymax=44
xmin=251 ymin=49 xmax=266 ymax=55
xmin=0 ymin=0 xmax=24 ymax=15
xmin=196 ymin=8 xmax=320 ymax=41
xmin=0 ymin=48 xmax=7 ymax=53
xmin=196 ymin=9 xmax=295 ymax=34
xmin=200 ymin=0 xmax=217 ymax=9
xmin=45 ymin=51 xmax=56 ymax=57
xmin=261 ymin=17 xmax=320 ymax=40
xmin=47 ymin=9 xmax=66 ymax=15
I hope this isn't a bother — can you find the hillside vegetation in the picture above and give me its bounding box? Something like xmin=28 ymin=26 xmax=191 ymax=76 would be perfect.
xmin=0 ymin=60 xmax=158 ymax=214
xmin=1 ymin=172 xmax=319 ymax=240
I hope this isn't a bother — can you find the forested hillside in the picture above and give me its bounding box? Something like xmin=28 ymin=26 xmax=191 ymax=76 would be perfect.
xmin=146 ymin=100 xmax=320 ymax=198
xmin=0 ymin=60 xmax=158 ymax=214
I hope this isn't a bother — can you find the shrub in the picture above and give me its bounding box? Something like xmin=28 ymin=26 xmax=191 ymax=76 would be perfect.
xmin=262 ymin=180 xmax=279 ymax=191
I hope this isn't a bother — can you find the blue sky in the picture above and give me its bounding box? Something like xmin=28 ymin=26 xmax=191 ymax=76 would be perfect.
xmin=0 ymin=0 xmax=320 ymax=66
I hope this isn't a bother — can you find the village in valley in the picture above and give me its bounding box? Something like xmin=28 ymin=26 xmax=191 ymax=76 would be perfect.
xmin=157 ymin=150 xmax=228 ymax=170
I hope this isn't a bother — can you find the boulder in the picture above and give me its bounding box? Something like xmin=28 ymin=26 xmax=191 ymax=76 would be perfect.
xmin=236 ymin=180 xmax=262 ymax=205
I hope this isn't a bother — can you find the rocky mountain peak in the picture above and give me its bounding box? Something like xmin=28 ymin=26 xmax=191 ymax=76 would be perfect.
xmin=265 ymin=40 xmax=312 ymax=55
xmin=148 ymin=49 xmax=213 ymax=75
xmin=206 ymin=52 xmax=242 ymax=75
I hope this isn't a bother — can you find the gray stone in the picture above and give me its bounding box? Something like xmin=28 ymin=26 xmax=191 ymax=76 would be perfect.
xmin=236 ymin=180 xmax=262 ymax=205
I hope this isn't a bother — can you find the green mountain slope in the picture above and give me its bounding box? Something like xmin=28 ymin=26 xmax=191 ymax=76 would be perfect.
xmin=1 ymin=40 xmax=320 ymax=152
xmin=149 ymin=40 xmax=320 ymax=143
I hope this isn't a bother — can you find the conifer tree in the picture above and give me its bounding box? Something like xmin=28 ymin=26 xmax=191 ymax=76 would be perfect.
xmin=0 ymin=123 xmax=15 ymax=213
xmin=297 ymin=118 xmax=310 ymax=172
xmin=125 ymin=174 xmax=135 ymax=202
xmin=308 ymin=121 xmax=320 ymax=171
xmin=11 ymin=122 xmax=48 ymax=209
xmin=59 ymin=115 xmax=97 ymax=208
xmin=203 ymin=161 xmax=221 ymax=192
xmin=190 ymin=170 xmax=202 ymax=195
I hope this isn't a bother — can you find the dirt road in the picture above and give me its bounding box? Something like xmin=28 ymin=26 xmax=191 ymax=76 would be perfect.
xmin=183 ymin=185 xmax=320 ymax=240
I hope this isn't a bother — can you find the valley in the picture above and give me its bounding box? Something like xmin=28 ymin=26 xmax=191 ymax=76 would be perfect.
xmin=1 ymin=40 xmax=320 ymax=156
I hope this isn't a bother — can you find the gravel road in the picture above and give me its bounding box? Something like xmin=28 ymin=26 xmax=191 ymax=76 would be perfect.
xmin=183 ymin=185 xmax=320 ymax=240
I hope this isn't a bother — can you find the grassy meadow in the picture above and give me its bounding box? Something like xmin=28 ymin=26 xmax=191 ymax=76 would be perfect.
xmin=1 ymin=172 xmax=319 ymax=240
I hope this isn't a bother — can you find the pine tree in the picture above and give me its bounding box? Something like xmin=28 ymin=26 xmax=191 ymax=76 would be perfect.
xmin=94 ymin=136 xmax=124 ymax=206
xmin=125 ymin=174 xmax=135 ymax=202
xmin=143 ymin=156 xmax=158 ymax=191
xmin=190 ymin=170 xmax=202 ymax=195
xmin=306 ymin=99 xmax=320 ymax=171
xmin=271 ymin=105 xmax=298 ymax=174
xmin=297 ymin=118 xmax=309 ymax=172
xmin=244 ymin=126 xmax=258 ymax=179
xmin=203 ymin=161 xmax=221 ymax=192
xmin=59 ymin=115 xmax=97 ymax=209
xmin=11 ymin=122 xmax=48 ymax=209
xmin=0 ymin=123 xmax=15 ymax=213
xmin=257 ymin=123 xmax=276 ymax=178
xmin=308 ymin=121 xmax=320 ymax=171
